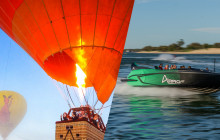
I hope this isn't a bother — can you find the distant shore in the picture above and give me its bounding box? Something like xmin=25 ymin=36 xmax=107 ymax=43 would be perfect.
xmin=136 ymin=48 xmax=220 ymax=54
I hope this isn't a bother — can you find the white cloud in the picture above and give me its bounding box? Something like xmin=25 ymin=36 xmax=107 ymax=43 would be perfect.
xmin=191 ymin=27 xmax=220 ymax=34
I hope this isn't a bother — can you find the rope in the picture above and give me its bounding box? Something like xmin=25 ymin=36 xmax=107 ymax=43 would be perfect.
xmin=81 ymin=88 xmax=88 ymax=105
xmin=94 ymin=105 xmax=111 ymax=110
xmin=93 ymin=100 xmax=99 ymax=109
xmin=60 ymin=83 xmax=72 ymax=106
xmin=51 ymin=79 xmax=71 ymax=108
xmin=86 ymin=88 xmax=92 ymax=104
xmin=66 ymin=85 xmax=75 ymax=107
xmin=71 ymin=86 xmax=82 ymax=106
xmin=93 ymin=88 xmax=95 ymax=107
xmin=98 ymin=104 xmax=104 ymax=114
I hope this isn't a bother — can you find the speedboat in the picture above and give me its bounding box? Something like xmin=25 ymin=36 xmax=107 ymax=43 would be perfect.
xmin=121 ymin=64 xmax=220 ymax=94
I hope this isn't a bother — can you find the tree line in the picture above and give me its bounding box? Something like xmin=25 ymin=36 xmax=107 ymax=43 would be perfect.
xmin=125 ymin=39 xmax=220 ymax=52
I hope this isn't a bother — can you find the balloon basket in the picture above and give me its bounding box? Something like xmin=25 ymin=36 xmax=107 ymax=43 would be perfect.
xmin=55 ymin=107 xmax=105 ymax=140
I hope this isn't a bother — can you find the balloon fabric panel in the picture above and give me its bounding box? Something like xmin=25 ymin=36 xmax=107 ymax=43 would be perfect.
xmin=0 ymin=0 xmax=135 ymax=104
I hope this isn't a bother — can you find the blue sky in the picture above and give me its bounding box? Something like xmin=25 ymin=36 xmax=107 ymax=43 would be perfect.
xmin=126 ymin=0 xmax=220 ymax=48
xmin=1 ymin=0 xmax=220 ymax=139
xmin=0 ymin=30 xmax=67 ymax=139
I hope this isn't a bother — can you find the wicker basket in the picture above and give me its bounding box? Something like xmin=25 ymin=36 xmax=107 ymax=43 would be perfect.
xmin=55 ymin=121 xmax=105 ymax=140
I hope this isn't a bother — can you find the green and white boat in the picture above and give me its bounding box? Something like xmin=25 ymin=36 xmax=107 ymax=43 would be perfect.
xmin=122 ymin=64 xmax=220 ymax=94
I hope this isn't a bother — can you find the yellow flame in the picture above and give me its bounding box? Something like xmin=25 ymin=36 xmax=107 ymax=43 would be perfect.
xmin=75 ymin=64 xmax=86 ymax=88
xmin=74 ymin=46 xmax=87 ymax=104
xmin=78 ymin=38 xmax=85 ymax=46
xmin=75 ymin=64 xmax=86 ymax=104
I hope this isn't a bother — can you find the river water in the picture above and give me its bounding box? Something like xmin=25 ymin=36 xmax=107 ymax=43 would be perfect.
xmin=104 ymin=53 xmax=220 ymax=140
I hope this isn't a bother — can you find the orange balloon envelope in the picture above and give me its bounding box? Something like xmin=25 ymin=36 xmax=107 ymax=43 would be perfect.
xmin=0 ymin=91 xmax=27 ymax=139
xmin=0 ymin=0 xmax=135 ymax=104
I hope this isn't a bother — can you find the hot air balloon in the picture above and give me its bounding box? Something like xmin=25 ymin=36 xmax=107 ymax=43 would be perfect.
xmin=0 ymin=0 xmax=134 ymax=139
xmin=0 ymin=90 xmax=27 ymax=140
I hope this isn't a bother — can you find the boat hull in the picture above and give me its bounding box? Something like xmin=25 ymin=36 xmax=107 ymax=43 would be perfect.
xmin=126 ymin=69 xmax=220 ymax=94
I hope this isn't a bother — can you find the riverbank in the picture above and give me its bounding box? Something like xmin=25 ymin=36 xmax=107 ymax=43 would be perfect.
xmin=136 ymin=48 xmax=220 ymax=54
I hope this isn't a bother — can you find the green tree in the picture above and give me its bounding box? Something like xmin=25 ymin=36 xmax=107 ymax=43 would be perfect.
xmin=214 ymin=43 xmax=220 ymax=48
xmin=186 ymin=43 xmax=203 ymax=50
xmin=143 ymin=46 xmax=153 ymax=51
xmin=168 ymin=43 xmax=178 ymax=51
xmin=177 ymin=39 xmax=184 ymax=47
xmin=203 ymin=43 xmax=212 ymax=49
xmin=158 ymin=46 xmax=168 ymax=51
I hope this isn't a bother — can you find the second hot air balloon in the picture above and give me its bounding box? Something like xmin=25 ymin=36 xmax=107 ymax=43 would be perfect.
xmin=0 ymin=91 xmax=27 ymax=140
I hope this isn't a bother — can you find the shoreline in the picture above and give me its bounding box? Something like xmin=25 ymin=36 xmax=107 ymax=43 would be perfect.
xmin=136 ymin=48 xmax=220 ymax=54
